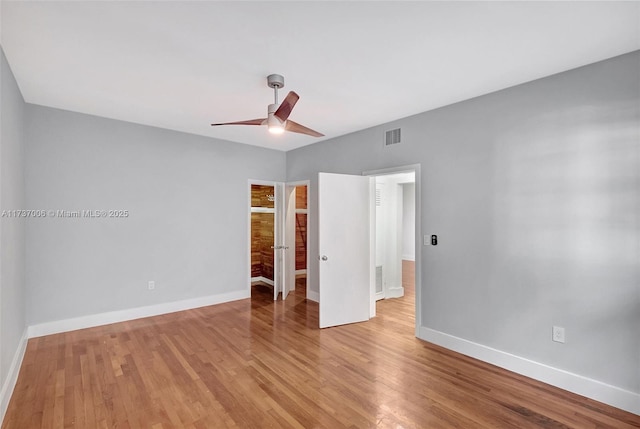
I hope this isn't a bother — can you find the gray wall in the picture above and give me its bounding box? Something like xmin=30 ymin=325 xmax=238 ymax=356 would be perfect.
xmin=0 ymin=48 xmax=26 ymax=390
xmin=25 ymin=106 xmax=285 ymax=325
xmin=286 ymin=51 xmax=640 ymax=394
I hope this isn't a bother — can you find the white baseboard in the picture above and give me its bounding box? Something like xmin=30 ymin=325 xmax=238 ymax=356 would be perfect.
xmin=0 ymin=328 xmax=28 ymax=424
xmin=418 ymin=326 xmax=640 ymax=415
xmin=385 ymin=286 xmax=404 ymax=299
xmin=307 ymin=290 xmax=319 ymax=302
xmin=251 ymin=276 xmax=274 ymax=287
xmin=402 ymin=255 xmax=415 ymax=262
xmin=27 ymin=290 xmax=250 ymax=339
xmin=294 ymin=269 xmax=307 ymax=276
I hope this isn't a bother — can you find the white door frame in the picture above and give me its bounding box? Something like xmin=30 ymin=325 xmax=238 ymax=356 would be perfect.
xmin=374 ymin=180 xmax=386 ymax=302
xmin=363 ymin=164 xmax=422 ymax=335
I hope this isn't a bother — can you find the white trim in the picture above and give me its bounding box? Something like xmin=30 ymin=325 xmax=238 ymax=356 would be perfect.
xmin=0 ymin=329 xmax=28 ymax=423
xmin=385 ymin=286 xmax=404 ymax=299
xmin=307 ymin=290 xmax=319 ymax=302
xmin=250 ymin=207 xmax=275 ymax=213
xmin=418 ymin=326 xmax=640 ymax=415
xmin=294 ymin=269 xmax=307 ymax=276
xmin=369 ymin=178 xmax=376 ymax=318
xmin=295 ymin=208 xmax=308 ymax=214
xmin=28 ymin=290 xmax=249 ymax=339
xmin=414 ymin=166 xmax=422 ymax=335
xmin=251 ymin=276 xmax=274 ymax=287
xmin=401 ymin=255 xmax=415 ymax=262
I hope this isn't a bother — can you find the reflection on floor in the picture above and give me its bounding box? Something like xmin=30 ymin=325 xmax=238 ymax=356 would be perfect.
xmin=251 ymin=275 xmax=307 ymax=300
xmin=402 ymin=259 xmax=415 ymax=298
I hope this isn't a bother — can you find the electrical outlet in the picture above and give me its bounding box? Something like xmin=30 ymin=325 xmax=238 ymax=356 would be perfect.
xmin=552 ymin=326 xmax=565 ymax=343
xmin=148 ymin=281 xmax=155 ymax=291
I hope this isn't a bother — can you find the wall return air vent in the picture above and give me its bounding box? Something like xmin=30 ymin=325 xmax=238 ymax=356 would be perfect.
xmin=384 ymin=128 xmax=401 ymax=146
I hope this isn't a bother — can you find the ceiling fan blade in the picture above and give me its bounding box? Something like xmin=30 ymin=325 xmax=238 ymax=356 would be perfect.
xmin=285 ymin=120 xmax=325 ymax=137
xmin=274 ymin=91 xmax=300 ymax=122
xmin=211 ymin=118 xmax=266 ymax=126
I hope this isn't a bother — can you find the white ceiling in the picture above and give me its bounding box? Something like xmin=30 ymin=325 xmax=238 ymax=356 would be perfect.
xmin=2 ymin=1 xmax=639 ymax=151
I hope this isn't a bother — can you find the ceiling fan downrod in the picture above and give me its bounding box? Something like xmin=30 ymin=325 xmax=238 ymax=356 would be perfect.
xmin=267 ymin=74 xmax=285 ymax=105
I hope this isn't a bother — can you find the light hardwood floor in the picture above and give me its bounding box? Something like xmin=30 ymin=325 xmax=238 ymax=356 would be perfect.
xmin=3 ymin=262 xmax=639 ymax=428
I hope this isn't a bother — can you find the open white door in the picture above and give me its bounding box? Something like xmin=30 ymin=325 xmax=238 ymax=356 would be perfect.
xmin=282 ymin=184 xmax=297 ymax=299
xmin=318 ymin=172 xmax=373 ymax=328
xmin=273 ymin=182 xmax=297 ymax=300
xmin=273 ymin=182 xmax=284 ymax=300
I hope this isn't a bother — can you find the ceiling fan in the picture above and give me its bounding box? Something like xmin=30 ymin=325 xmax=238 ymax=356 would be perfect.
xmin=211 ymin=74 xmax=324 ymax=137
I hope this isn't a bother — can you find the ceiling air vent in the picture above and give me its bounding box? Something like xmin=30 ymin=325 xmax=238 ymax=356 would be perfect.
xmin=384 ymin=128 xmax=401 ymax=146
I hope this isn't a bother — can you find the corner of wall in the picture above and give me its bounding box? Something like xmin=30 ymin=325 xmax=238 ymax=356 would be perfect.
xmin=0 ymin=329 xmax=27 ymax=425
xmin=0 ymin=46 xmax=28 ymax=426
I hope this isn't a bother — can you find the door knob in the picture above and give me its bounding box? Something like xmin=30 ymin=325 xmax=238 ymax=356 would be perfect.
xmin=321 ymin=255 xmax=328 ymax=261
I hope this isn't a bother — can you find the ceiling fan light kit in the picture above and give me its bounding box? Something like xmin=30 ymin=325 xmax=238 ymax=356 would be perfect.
xmin=211 ymin=74 xmax=324 ymax=138
xmin=266 ymin=103 xmax=285 ymax=134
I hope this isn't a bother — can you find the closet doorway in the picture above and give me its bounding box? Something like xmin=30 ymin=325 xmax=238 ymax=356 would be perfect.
xmin=249 ymin=181 xmax=309 ymax=301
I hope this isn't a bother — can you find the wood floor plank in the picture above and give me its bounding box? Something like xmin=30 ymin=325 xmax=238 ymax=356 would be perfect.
xmin=3 ymin=265 xmax=639 ymax=428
